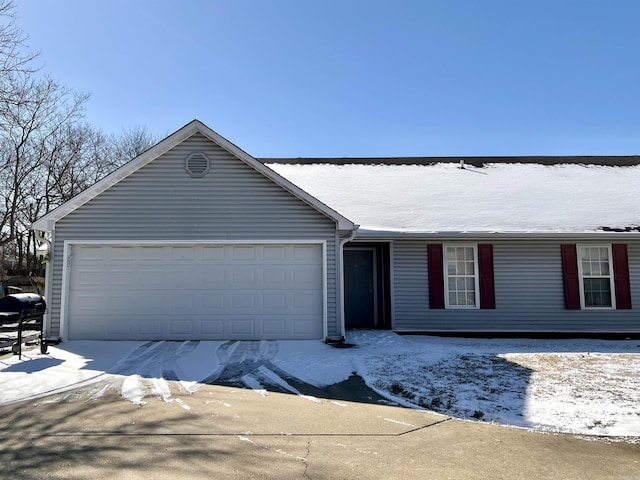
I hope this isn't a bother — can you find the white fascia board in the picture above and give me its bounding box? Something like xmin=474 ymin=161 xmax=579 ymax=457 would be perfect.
xmin=32 ymin=119 xmax=357 ymax=232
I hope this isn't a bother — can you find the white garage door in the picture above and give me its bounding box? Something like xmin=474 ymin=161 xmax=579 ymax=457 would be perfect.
xmin=65 ymin=243 xmax=324 ymax=340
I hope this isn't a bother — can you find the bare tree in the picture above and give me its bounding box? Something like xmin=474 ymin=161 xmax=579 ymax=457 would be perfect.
xmin=0 ymin=0 xmax=38 ymax=98
xmin=109 ymin=125 xmax=156 ymax=165
xmin=0 ymin=1 xmax=159 ymax=276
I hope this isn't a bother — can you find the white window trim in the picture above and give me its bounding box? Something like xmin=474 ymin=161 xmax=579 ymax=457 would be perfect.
xmin=443 ymin=244 xmax=480 ymax=309
xmin=576 ymin=244 xmax=616 ymax=310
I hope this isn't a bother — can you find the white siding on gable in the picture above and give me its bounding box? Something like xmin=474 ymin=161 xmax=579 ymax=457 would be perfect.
xmin=47 ymin=133 xmax=340 ymax=339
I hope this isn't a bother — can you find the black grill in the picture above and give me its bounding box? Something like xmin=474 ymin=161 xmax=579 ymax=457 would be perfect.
xmin=0 ymin=293 xmax=47 ymax=357
xmin=0 ymin=293 xmax=46 ymax=321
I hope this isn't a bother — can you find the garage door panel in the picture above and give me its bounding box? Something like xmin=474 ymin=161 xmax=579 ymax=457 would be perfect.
xmin=263 ymin=246 xmax=286 ymax=261
xmin=174 ymin=269 xmax=198 ymax=287
xmin=203 ymin=270 xmax=225 ymax=286
xmin=293 ymin=265 xmax=323 ymax=286
xmin=72 ymin=270 xmax=102 ymax=288
xmin=231 ymin=318 xmax=256 ymax=335
xmin=141 ymin=246 xmax=165 ymax=261
xmin=77 ymin=246 xmax=104 ymax=261
xmin=172 ymin=247 xmax=195 ymax=261
xmin=263 ymin=294 xmax=286 ymax=309
xmin=232 ymin=268 xmax=257 ymax=286
xmin=201 ymin=319 xmax=224 ymax=335
xmin=202 ymin=246 xmax=225 ymax=260
xmin=231 ymin=294 xmax=256 ymax=309
xmin=70 ymin=293 xmax=105 ymax=313
xmin=106 ymin=294 xmax=137 ymax=313
xmin=67 ymin=243 xmax=324 ymax=340
xmin=107 ymin=269 xmax=137 ymax=288
xmin=170 ymin=319 xmax=193 ymax=335
xmin=109 ymin=246 xmax=135 ymax=261
xmin=201 ymin=293 xmax=225 ymax=308
xmin=171 ymin=294 xmax=194 ymax=310
xmin=292 ymin=315 xmax=320 ymax=335
xmin=137 ymin=269 xmax=166 ymax=287
xmin=293 ymin=293 xmax=322 ymax=310
xmin=108 ymin=319 xmax=132 ymax=336
xmin=139 ymin=318 xmax=162 ymax=336
xmin=263 ymin=318 xmax=286 ymax=334
xmin=293 ymin=245 xmax=321 ymax=261
xmin=263 ymin=267 xmax=287 ymax=285
xmin=232 ymin=246 xmax=257 ymax=261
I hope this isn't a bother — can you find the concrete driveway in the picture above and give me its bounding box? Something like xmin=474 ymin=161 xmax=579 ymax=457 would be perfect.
xmin=1 ymin=381 xmax=639 ymax=480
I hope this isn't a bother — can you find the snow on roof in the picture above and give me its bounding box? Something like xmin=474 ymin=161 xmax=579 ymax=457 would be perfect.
xmin=267 ymin=162 xmax=640 ymax=234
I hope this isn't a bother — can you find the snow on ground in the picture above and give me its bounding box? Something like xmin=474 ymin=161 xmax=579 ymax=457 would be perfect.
xmin=1 ymin=332 xmax=639 ymax=440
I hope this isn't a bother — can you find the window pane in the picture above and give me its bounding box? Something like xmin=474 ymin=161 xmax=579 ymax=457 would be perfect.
xmin=466 ymin=292 xmax=476 ymax=305
xmin=449 ymin=292 xmax=457 ymax=305
xmin=465 ymin=247 xmax=473 ymax=262
xmin=447 ymin=261 xmax=456 ymax=275
xmin=462 ymin=260 xmax=471 ymax=275
xmin=465 ymin=277 xmax=475 ymax=291
xmin=581 ymin=249 xmax=590 ymax=262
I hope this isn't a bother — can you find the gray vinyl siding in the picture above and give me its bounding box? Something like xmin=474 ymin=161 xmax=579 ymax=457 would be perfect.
xmin=47 ymin=133 xmax=339 ymax=338
xmin=392 ymin=239 xmax=640 ymax=333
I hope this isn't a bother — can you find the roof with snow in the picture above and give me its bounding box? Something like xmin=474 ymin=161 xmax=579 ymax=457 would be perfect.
xmin=265 ymin=158 xmax=640 ymax=235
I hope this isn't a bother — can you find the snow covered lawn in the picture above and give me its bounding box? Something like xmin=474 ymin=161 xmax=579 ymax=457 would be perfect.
xmin=1 ymin=331 xmax=638 ymax=440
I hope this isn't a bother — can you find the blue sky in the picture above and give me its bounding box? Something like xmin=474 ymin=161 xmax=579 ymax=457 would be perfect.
xmin=15 ymin=0 xmax=640 ymax=157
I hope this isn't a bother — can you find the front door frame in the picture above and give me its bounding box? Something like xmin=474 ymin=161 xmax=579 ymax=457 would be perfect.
xmin=343 ymin=242 xmax=391 ymax=330
xmin=344 ymin=247 xmax=377 ymax=328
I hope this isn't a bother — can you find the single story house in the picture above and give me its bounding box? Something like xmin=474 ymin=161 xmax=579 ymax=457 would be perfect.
xmin=32 ymin=120 xmax=640 ymax=342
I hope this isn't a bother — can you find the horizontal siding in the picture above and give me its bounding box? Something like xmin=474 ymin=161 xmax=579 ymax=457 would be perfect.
xmin=392 ymin=241 xmax=430 ymax=327
xmin=48 ymin=133 xmax=339 ymax=338
xmin=393 ymin=239 xmax=640 ymax=333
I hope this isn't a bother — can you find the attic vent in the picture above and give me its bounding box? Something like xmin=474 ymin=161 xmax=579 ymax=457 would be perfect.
xmin=185 ymin=152 xmax=211 ymax=177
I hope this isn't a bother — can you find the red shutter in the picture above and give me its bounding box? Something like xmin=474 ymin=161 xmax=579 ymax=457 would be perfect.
xmin=612 ymin=244 xmax=632 ymax=309
xmin=427 ymin=244 xmax=445 ymax=309
xmin=478 ymin=244 xmax=496 ymax=309
xmin=561 ymin=244 xmax=581 ymax=310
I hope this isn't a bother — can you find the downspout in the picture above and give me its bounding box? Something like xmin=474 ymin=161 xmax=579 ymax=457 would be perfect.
xmin=332 ymin=226 xmax=358 ymax=344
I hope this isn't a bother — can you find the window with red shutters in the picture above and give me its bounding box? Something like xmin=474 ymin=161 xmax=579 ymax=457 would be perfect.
xmin=562 ymin=243 xmax=632 ymax=310
xmin=428 ymin=243 xmax=495 ymax=310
